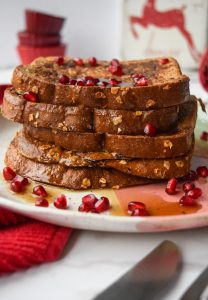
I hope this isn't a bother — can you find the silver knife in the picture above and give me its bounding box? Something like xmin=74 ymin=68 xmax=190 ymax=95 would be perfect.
xmin=180 ymin=266 xmax=208 ymax=300
xmin=93 ymin=240 xmax=182 ymax=300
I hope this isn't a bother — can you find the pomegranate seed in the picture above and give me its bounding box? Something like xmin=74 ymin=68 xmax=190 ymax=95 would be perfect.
xmin=110 ymin=59 xmax=120 ymax=66
xmin=10 ymin=180 xmax=24 ymax=193
xmin=108 ymin=64 xmax=123 ymax=76
xmin=74 ymin=58 xmax=84 ymax=66
xmin=86 ymin=78 xmax=99 ymax=86
xmin=179 ymin=195 xmax=197 ymax=206
xmin=183 ymin=181 xmax=195 ymax=193
xmin=132 ymin=74 xmax=144 ymax=80
xmin=196 ymin=166 xmax=208 ymax=178
xmin=128 ymin=201 xmax=146 ymax=212
xmin=13 ymin=175 xmax=29 ymax=186
xmin=82 ymin=194 xmax=98 ymax=209
xmin=200 ymin=131 xmax=208 ymax=141
xmin=144 ymin=123 xmax=156 ymax=137
xmin=78 ymin=203 xmax=91 ymax=212
xmin=186 ymin=170 xmax=198 ymax=181
xmin=130 ymin=208 xmax=148 ymax=216
xmin=187 ymin=187 xmax=202 ymax=199
xmin=98 ymin=81 xmax=108 ymax=87
xmin=135 ymin=77 xmax=148 ymax=86
xmin=165 ymin=177 xmax=177 ymax=195
xmin=158 ymin=58 xmax=169 ymax=65
xmin=56 ymin=56 xmax=64 ymax=66
xmin=35 ymin=197 xmax=49 ymax=207
xmin=3 ymin=167 xmax=16 ymax=181
xmin=109 ymin=78 xmax=121 ymax=86
xmin=54 ymin=194 xmax=67 ymax=209
xmin=69 ymin=79 xmax=77 ymax=85
xmin=76 ymin=80 xmax=85 ymax=86
xmin=58 ymin=75 xmax=69 ymax=84
xmin=23 ymin=91 xmax=38 ymax=103
xmin=93 ymin=196 xmax=110 ymax=213
xmin=33 ymin=185 xmax=47 ymax=197
xmin=89 ymin=57 xmax=97 ymax=66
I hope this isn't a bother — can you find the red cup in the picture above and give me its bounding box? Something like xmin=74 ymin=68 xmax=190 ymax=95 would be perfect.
xmin=0 ymin=85 xmax=12 ymax=105
xmin=25 ymin=10 xmax=65 ymax=35
xmin=17 ymin=44 xmax=67 ymax=64
xmin=18 ymin=31 xmax=61 ymax=46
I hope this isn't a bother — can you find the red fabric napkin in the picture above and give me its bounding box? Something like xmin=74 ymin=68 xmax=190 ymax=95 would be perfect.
xmin=0 ymin=207 xmax=72 ymax=274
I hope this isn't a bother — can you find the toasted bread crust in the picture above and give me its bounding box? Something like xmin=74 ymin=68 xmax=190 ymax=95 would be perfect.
xmin=12 ymin=57 xmax=190 ymax=110
xmin=5 ymin=143 xmax=154 ymax=189
xmin=15 ymin=131 xmax=192 ymax=179
xmin=23 ymin=96 xmax=197 ymax=158
xmin=3 ymin=88 xmax=184 ymax=135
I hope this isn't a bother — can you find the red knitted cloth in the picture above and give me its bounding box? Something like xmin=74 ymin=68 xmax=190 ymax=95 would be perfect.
xmin=0 ymin=207 xmax=72 ymax=274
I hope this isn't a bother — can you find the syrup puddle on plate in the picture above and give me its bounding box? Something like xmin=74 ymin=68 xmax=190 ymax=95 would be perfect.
xmin=113 ymin=193 xmax=202 ymax=217
xmin=1 ymin=175 xmax=202 ymax=217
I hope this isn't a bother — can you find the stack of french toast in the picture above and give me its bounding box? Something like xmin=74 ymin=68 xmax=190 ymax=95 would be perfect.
xmin=2 ymin=56 xmax=197 ymax=189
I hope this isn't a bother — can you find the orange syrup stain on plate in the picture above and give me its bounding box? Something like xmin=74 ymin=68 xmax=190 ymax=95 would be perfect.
xmin=113 ymin=192 xmax=201 ymax=217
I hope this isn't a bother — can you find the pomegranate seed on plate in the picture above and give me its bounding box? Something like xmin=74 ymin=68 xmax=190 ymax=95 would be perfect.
xmin=186 ymin=187 xmax=202 ymax=199
xmin=109 ymin=78 xmax=121 ymax=86
xmin=56 ymin=56 xmax=64 ymax=66
xmin=165 ymin=177 xmax=177 ymax=195
xmin=76 ymin=80 xmax=85 ymax=86
xmin=196 ymin=166 xmax=208 ymax=178
xmin=82 ymin=194 xmax=98 ymax=209
xmin=179 ymin=195 xmax=197 ymax=206
xmin=135 ymin=77 xmax=148 ymax=86
xmin=98 ymin=81 xmax=108 ymax=87
xmin=130 ymin=208 xmax=148 ymax=216
xmin=78 ymin=203 xmax=91 ymax=212
xmin=93 ymin=196 xmax=110 ymax=213
xmin=186 ymin=170 xmax=198 ymax=181
xmin=10 ymin=180 xmax=24 ymax=193
xmin=3 ymin=167 xmax=16 ymax=181
xmin=13 ymin=175 xmax=29 ymax=186
xmin=89 ymin=57 xmax=97 ymax=66
xmin=59 ymin=75 xmax=69 ymax=84
xmin=200 ymin=131 xmax=208 ymax=141
xmin=108 ymin=64 xmax=123 ymax=76
xmin=144 ymin=123 xmax=156 ymax=137
xmin=35 ymin=197 xmax=49 ymax=207
xmin=128 ymin=201 xmax=146 ymax=212
xmin=74 ymin=58 xmax=84 ymax=66
xmin=183 ymin=181 xmax=195 ymax=193
xmin=110 ymin=59 xmax=120 ymax=66
xmin=33 ymin=185 xmax=47 ymax=197
xmin=23 ymin=91 xmax=38 ymax=102
xmin=158 ymin=58 xmax=169 ymax=65
xmin=69 ymin=79 xmax=77 ymax=85
xmin=54 ymin=194 xmax=67 ymax=209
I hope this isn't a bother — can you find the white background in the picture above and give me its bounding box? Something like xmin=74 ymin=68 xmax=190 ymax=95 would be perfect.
xmin=0 ymin=0 xmax=121 ymax=69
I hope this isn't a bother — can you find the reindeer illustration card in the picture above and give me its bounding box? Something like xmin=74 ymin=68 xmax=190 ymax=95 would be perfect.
xmin=121 ymin=0 xmax=208 ymax=69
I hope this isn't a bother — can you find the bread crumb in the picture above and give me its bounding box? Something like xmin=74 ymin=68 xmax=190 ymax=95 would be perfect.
xmin=81 ymin=178 xmax=91 ymax=189
xmin=111 ymin=87 xmax=119 ymax=95
xmin=164 ymin=140 xmax=173 ymax=149
xmin=113 ymin=115 xmax=122 ymax=125
xmin=135 ymin=111 xmax=142 ymax=116
xmin=163 ymin=161 xmax=170 ymax=170
xmin=175 ymin=161 xmax=184 ymax=168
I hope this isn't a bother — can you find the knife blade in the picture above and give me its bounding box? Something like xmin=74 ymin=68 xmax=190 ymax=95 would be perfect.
xmin=93 ymin=240 xmax=182 ymax=300
xmin=180 ymin=266 xmax=208 ymax=300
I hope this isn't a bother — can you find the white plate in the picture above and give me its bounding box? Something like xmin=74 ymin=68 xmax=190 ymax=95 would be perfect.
xmin=0 ymin=117 xmax=208 ymax=233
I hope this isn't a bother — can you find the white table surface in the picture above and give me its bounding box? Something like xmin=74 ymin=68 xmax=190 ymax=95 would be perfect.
xmin=0 ymin=69 xmax=208 ymax=300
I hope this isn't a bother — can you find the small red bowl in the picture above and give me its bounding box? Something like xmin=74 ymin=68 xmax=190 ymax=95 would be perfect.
xmin=25 ymin=10 xmax=65 ymax=35
xmin=17 ymin=44 xmax=67 ymax=64
xmin=18 ymin=31 xmax=61 ymax=46
xmin=0 ymin=85 xmax=12 ymax=105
